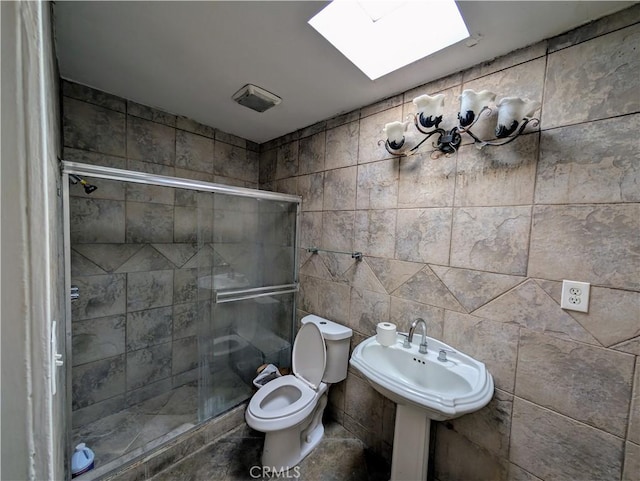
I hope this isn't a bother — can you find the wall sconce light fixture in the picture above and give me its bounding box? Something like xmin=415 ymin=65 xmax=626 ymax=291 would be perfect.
xmin=380 ymin=89 xmax=541 ymax=158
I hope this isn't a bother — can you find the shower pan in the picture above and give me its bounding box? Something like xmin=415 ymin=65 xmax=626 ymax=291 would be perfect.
xmin=62 ymin=161 xmax=300 ymax=479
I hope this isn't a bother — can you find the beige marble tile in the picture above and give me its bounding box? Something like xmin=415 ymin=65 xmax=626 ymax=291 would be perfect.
xmin=325 ymin=121 xmax=359 ymax=170
xmin=474 ymin=279 xmax=599 ymax=345
xmin=214 ymin=141 xmax=253 ymax=182
xmin=510 ymin=398 xmax=625 ymax=481
xmin=298 ymin=172 xmax=324 ymax=212
xmin=349 ymin=288 xmax=390 ymax=336
xmin=127 ymin=100 xmax=176 ymax=127
xmin=395 ymin=208 xmax=452 ymax=265
xmin=176 ymin=116 xmax=215 ymax=139
xmin=344 ymin=372 xmax=385 ymax=435
xmin=275 ymin=140 xmax=298 ymax=179
xmin=317 ymin=279 xmax=351 ymax=325
xmin=536 ymin=115 xmax=640 ymax=204
xmin=358 ymin=106 xmax=402 ymax=164
xmin=321 ymin=211 xmax=354 ymax=252
xmin=507 ymin=463 xmax=543 ymax=481
xmin=450 ymin=206 xmax=531 ymax=275
xmin=442 ymin=311 xmax=519 ymax=392
xmin=388 ymin=296 xmax=444 ymax=338
xmin=434 ymin=424 xmax=508 ymax=481
xmin=398 ymin=151 xmax=456 ymax=208
xmin=298 ymin=131 xmax=325 ymax=174
xmin=623 ymin=441 xmax=640 ymax=481
xmin=629 ymin=357 xmax=640 ymax=445
xmin=341 ymin=260 xmax=386 ymax=294
xmin=430 ymin=265 xmax=524 ymax=312
xmin=298 ymin=274 xmax=320 ymax=314
xmin=612 ymin=337 xmax=640 ymax=356
xmin=404 ymin=72 xmax=462 ymax=101
xmin=543 ymin=24 xmax=640 ymax=129
xmin=299 ymin=254 xmax=333 ymax=281
xmin=361 ymin=94 xmax=403 ymax=118
xmin=366 ymin=257 xmax=424 ymax=294
xmin=356 ymin=158 xmax=399 ymax=210
xmin=127 ymin=116 xmax=175 ymax=166
xmin=463 ymin=42 xmax=547 ymax=83
xmin=393 ymin=266 xmax=465 ymax=312
xmin=528 ymin=204 xmax=640 ymax=291
xmin=354 ymin=210 xmax=396 ymax=259
xmin=299 ymin=211 xmax=322 ymax=249
xmin=454 ymin=133 xmax=538 ymax=207
xmin=63 ymin=80 xmax=126 ymax=112
xmin=323 ymin=166 xmax=357 ymax=210
xmin=516 ymin=330 xmax=635 ymax=436
xmin=258 ymin=148 xmax=276 ymax=184
xmin=318 ymin=251 xmax=356 ymax=280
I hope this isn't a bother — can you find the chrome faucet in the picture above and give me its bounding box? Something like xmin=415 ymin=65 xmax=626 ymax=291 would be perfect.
xmin=406 ymin=318 xmax=428 ymax=354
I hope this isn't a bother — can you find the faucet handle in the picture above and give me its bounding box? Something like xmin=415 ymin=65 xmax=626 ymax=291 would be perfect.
xmin=419 ymin=340 xmax=428 ymax=354
xmin=437 ymin=349 xmax=454 ymax=362
xmin=400 ymin=333 xmax=411 ymax=348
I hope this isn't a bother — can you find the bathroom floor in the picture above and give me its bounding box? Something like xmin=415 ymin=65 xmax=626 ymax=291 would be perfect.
xmin=149 ymin=420 xmax=391 ymax=481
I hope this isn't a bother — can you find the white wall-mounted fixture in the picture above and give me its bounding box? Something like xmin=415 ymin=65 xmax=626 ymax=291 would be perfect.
xmin=380 ymin=89 xmax=541 ymax=158
xmin=232 ymin=84 xmax=281 ymax=113
xmin=560 ymin=280 xmax=591 ymax=313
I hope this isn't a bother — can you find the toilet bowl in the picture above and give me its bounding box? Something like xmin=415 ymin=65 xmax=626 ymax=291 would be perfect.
xmin=245 ymin=315 xmax=352 ymax=472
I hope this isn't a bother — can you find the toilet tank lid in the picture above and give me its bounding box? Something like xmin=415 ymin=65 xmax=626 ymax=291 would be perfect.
xmin=301 ymin=315 xmax=353 ymax=341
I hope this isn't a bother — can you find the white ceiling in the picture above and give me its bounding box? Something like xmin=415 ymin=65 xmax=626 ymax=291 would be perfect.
xmin=54 ymin=1 xmax=634 ymax=144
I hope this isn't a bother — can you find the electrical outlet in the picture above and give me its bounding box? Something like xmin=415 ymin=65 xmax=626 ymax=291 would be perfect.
xmin=560 ymin=280 xmax=590 ymax=313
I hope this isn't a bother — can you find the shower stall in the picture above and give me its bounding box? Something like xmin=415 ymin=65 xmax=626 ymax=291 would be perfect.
xmin=62 ymin=161 xmax=300 ymax=478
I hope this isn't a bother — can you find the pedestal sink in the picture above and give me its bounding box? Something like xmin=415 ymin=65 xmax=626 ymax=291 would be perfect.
xmin=350 ymin=334 xmax=494 ymax=481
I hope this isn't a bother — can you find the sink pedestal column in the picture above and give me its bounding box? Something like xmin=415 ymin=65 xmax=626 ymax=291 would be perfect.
xmin=390 ymin=404 xmax=431 ymax=481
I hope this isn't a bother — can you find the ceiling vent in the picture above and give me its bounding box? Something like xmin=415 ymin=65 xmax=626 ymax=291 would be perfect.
xmin=232 ymin=84 xmax=281 ymax=113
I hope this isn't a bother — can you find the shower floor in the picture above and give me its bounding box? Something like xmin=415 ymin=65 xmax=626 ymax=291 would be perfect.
xmin=72 ymin=370 xmax=254 ymax=474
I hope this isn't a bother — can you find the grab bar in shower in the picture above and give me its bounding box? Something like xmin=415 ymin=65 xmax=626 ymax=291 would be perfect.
xmin=305 ymin=246 xmax=363 ymax=261
xmin=214 ymin=283 xmax=299 ymax=304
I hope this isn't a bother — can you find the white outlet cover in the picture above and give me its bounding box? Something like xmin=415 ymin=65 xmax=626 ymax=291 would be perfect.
xmin=560 ymin=280 xmax=590 ymax=313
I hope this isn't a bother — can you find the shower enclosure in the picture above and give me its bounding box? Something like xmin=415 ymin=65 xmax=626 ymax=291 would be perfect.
xmin=62 ymin=161 xmax=299 ymax=478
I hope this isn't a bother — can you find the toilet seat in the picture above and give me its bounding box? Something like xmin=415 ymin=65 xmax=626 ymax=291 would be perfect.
xmin=249 ymin=375 xmax=316 ymax=420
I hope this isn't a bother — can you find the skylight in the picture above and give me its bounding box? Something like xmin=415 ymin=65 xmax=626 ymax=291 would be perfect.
xmin=309 ymin=0 xmax=470 ymax=80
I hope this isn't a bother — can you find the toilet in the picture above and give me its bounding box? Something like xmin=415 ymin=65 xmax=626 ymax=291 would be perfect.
xmin=245 ymin=314 xmax=352 ymax=472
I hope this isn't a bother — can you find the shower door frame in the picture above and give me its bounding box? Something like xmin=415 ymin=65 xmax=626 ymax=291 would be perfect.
xmin=61 ymin=160 xmax=301 ymax=479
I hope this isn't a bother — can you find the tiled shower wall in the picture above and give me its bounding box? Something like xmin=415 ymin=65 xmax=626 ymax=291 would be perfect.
xmin=259 ymin=7 xmax=640 ymax=481
xmin=62 ymin=80 xmax=261 ymax=427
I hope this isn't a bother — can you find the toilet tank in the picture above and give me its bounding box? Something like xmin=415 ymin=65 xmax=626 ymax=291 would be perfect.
xmin=301 ymin=315 xmax=353 ymax=383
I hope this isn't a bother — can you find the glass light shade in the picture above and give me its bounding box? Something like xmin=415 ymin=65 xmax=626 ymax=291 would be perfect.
xmin=458 ymin=89 xmax=496 ymax=127
xmin=413 ymin=94 xmax=445 ymax=117
xmin=383 ymin=121 xmax=408 ymax=144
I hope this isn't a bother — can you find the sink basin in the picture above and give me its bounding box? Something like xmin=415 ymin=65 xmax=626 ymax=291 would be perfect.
xmin=350 ymin=334 xmax=494 ymax=421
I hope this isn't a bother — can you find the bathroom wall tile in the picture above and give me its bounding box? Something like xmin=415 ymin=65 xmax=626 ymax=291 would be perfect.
xmin=349 ymin=288 xmax=390 ymax=336
xmin=450 ymin=206 xmax=531 ymax=275
xmin=173 ymin=302 xmax=198 ymax=340
xmin=361 ymin=94 xmax=403 ymax=118
xmin=395 ymin=208 xmax=452 ymax=265
xmin=445 ymin=389 xmax=513 ymax=458
xmin=535 ymin=115 xmax=640 ymax=204
xmin=340 ymin=259 xmax=386 ymax=294
xmin=543 ymin=24 xmax=640 ymax=129
xmin=510 ymin=398 xmax=625 ymax=481
xmin=127 ymin=116 xmax=175 ymax=165
xmin=358 ymin=106 xmax=402 ymax=164
xmin=126 ymin=201 xmax=174 ymax=243
xmin=354 ymin=210 xmax=396 ymax=259
xmin=274 ymin=177 xmax=298 ymax=196
xmin=344 ymin=373 xmax=385 ymax=436
xmin=434 ymin=425 xmax=508 ymax=481
xmin=299 ymin=275 xmax=321 ymax=315
xmin=72 ymin=355 xmax=126 ymax=410
xmin=126 ymin=378 xmax=173 ymax=408
xmin=612 ymin=337 xmax=640 ymax=356
xmin=473 ymin=279 xmax=599 ymax=345
xmin=172 ymin=336 xmax=198 ymax=375
xmin=127 ymin=306 xmax=173 ymax=351
xmin=73 ymin=244 xmax=143 ymax=272
xmin=64 ymin=150 xmax=126 ymax=201
xmin=318 ymin=252 xmax=356 ymax=280
xmin=516 ymin=330 xmax=635 ymax=436
xmin=366 ymin=258 xmax=424 ymax=294
xmin=454 ymin=133 xmax=538 ymax=207
xmin=326 ymin=110 xmax=360 ymax=130
xmin=298 ymin=172 xmax=324 ymax=212
xmin=463 ymin=42 xmax=547 ymax=83
xmin=149 ymin=244 xmax=198 ymax=269
xmin=393 ymin=266 xmax=466 ymax=312
xmin=126 ymin=182 xmax=175 ymax=206
xmin=173 ymin=206 xmax=197 ymax=243
xmin=175 ymin=130 xmax=213 ymax=174
xmin=623 ymin=441 xmax=640 ymax=481
xmin=71 ymin=273 xmax=127 ymax=321
xmin=507 ymin=464 xmax=543 ymax=481
xmin=71 ymin=395 xmax=125 ymax=428
xmin=627 ymin=357 xmax=640 ymax=444
xmin=72 ymin=315 xmax=126 ymax=366
xmin=325 ymin=121 xmax=359 ymax=170
xmin=173 ymin=268 xmax=197 ymax=305
xmin=398 ymin=151 xmax=456 ymax=208
xmin=323 ymin=166 xmax=357 ymax=211
xmin=556 ymin=3 xmax=640 ymax=51
xmin=356 ymin=158 xmax=399 ymax=210
xmin=63 ymin=81 xmax=125 ymax=112
xmin=63 ymin=97 xmax=126 ymax=156
xmin=298 ymin=131 xmax=325 ymax=174
xmin=317 ymin=279 xmax=351 ymax=325
xmin=127 ymin=100 xmax=176 ymax=126
xmin=70 ymin=250 xmax=107 ymax=277
xmin=126 ymin=343 xmax=172 ymax=390
xmin=404 ymin=71 xmax=462 ymax=100
xmin=258 ymin=148 xmax=277 ymax=184
xmin=442 ymin=311 xmax=519 ymax=393
xmin=176 ymin=117 xmax=215 ymax=139
xmin=430 ymin=265 xmax=524 ymax=312
xmin=115 ymin=245 xmax=175 ymax=273
xmin=564 ymin=287 xmax=640 ymax=347
xmin=528 ymin=204 xmax=640 ymax=291
xmin=127 ymin=270 xmax=174 ymax=312
xmin=215 ymin=130 xmax=247 ymax=149
xmin=388 ymin=296 xmax=444 ymax=338
xmin=70 ymin=197 xmax=125 ymax=244
xmin=174 ymin=167 xmax=213 ymax=183
xmin=215 ymin=142 xmax=254 ymax=182
xmin=275 ymin=141 xmax=298 ymax=179
xmin=321 ymin=211 xmax=354 ymax=252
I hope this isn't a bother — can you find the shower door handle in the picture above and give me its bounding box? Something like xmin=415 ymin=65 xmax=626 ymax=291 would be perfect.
xmin=70 ymin=285 xmax=80 ymax=302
